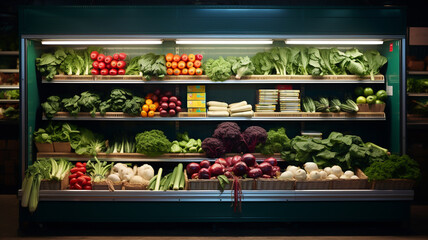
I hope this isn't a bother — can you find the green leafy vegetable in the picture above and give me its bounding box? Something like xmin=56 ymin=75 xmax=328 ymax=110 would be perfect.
xmin=231 ymin=56 xmax=255 ymax=79
xmin=256 ymin=127 xmax=291 ymax=155
xmin=135 ymin=130 xmax=172 ymax=156
xmin=35 ymin=48 xmax=67 ymax=81
xmin=41 ymin=96 xmax=61 ymax=119
xmin=138 ymin=53 xmax=167 ymax=80
xmin=364 ymin=154 xmax=421 ymax=181
xmin=204 ymin=57 xmax=232 ymax=82
xmin=364 ymin=50 xmax=387 ymax=81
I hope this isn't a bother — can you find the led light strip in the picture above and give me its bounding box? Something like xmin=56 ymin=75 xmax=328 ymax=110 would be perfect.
xmin=285 ymin=40 xmax=384 ymax=45
xmin=41 ymin=40 xmax=163 ymax=45
xmin=176 ymin=39 xmax=273 ymax=45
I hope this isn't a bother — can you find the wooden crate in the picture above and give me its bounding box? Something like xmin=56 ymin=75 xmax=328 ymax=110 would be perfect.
xmin=53 ymin=142 xmax=71 ymax=153
xmin=256 ymin=179 xmax=295 ymax=190
xmin=123 ymin=182 xmax=149 ymax=190
xmin=330 ymin=169 xmax=369 ymax=189
xmin=295 ymin=180 xmax=331 ymax=190
xmin=40 ymin=172 xmax=69 ymax=190
xmin=35 ymin=143 xmax=54 ymax=152
xmin=357 ymin=104 xmax=386 ymax=112
xmin=92 ymin=181 xmax=122 ymax=191
xmin=371 ymin=179 xmax=416 ymax=190
xmin=240 ymin=178 xmax=257 ymax=190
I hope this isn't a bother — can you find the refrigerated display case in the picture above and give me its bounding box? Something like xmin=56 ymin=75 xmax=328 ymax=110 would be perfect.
xmin=18 ymin=6 xmax=412 ymax=223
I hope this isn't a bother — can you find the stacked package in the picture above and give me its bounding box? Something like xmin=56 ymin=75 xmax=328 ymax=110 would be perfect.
xmin=256 ymin=89 xmax=278 ymax=112
xmin=279 ymin=90 xmax=301 ymax=112
xmin=207 ymin=100 xmax=254 ymax=117
xmin=187 ymin=85 xmax=206 ymax=115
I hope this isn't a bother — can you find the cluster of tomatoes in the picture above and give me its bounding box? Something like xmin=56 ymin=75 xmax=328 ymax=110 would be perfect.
xmin=165 ymin=53 xmax=203 ymax=75
xmin=91 ymin=51 xmax=127 ymax=75
xmin=68 ymin=162 xmax=92 ymax=190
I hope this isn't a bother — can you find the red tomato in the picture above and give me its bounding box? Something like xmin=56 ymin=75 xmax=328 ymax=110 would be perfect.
xmin=109 ymin=69 xmax=118 ymax=75
xmin=69 ymin=173 xmax=77 ymax=179
xmin=195 ymin=54 xmax=203 ymax=61
xmin=117 ymin=61 xmax=126 ymax=69
xmin=70 ymin=167 xmax=79 ymax=173
xmin=74 ymin=183 xmax=82 ymax=190
xmin=188 ymin=54 xmax=195 ymax=62
xmin=91 ymin=69 xmax=99 ymax=75
xmin=165 ymin=53 xmax=174 ymax=62
xmin=119 ymin=53 xmax=127 ymax=60
xmin=77 ymin=176 xmax=87 ymax=186
xmin=104 ymin=55 xmax=113 ymax=64
xmin=171 ymin=61 xmax=178 ymax=69
xmin=76 ymin=162 xmax=84 ymax=167
xmin=98 ymin=62 xmax=106 ymax=69
xmin=194 ymin=60 xmax=202 ymax=68
xmin=83 ymin=185 xmax=92 ymax=190
xmin=118 ymin=69 xmax=126 ymax=75
xmin=173 ymin=54 xmax=181 ymax=62
xmin=76 ymin=171 xmax=84 ymax=177
xmin=83 ymin=162 xmax=87 ymax=167
xmin=100 ymin=69 xmax=109 ymax=75
xmin=106 ymin=64 xmax=112 ymax=69
xmin=113 ymin=53 xmax=120 ymax=60
xmin=111 ymin=60 xmax=118 ymax=68
xmin=85 ymin=180 xmax=92 ymax=186
xmin=90 ymin=51 xmax=99 ymax=60
xmin=177 ymin=61 xmax=186 ymax=69
xmin=69 ymin=178 xmax=78 ymax=185
xmin=83 ymin=175 xmax=91 ymax=181
xmin=181 ymin=54 xmax=188 ymax=62
xmin=97 ymin=54 xmax=105 ymax=62
xmin=92 ymin=61 xmax=99 ymax=69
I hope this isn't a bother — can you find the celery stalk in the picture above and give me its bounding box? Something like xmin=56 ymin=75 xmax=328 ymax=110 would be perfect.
xmin=179 ymin=171 xmax=185 ymax=190
xmin=173 ymin=164 xmax=183 ymax=190
xmin=168 ymin=167 xmax=178 ymax=189
xmin=154 ymin=168 xmax=163 ymax=191
xmin=28 ymin=175 xmax=41 ymax=213
xmin=21 ymin=175 xmax=33 ymax=207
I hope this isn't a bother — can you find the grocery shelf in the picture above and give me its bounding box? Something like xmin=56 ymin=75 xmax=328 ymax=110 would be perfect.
xmin=0 ymin=85 xmax=19 ymax=90
xmin=43 ymin=112 xmax=386 ymax=121
xmin=42 ymin=74 xmax=385 ymax=84
xmin=0 ymin=99 xmax=19 ymax=103
xmin=407 ymin=114 xmax=428 ymax=125
xmin=0 ymin=51 xmax=19 ymax=55
xmin=0 ymin=69 xmax=19 ymax=73
xmin=407 ymin=71 xmax=428 ymax=75
xmin=37 ymin=152 xmax=283 ymax=162
xmin=407 ymin=93 xmax=428 ymax=97
xmin=17 ymin=189 xmax=414 ymax=202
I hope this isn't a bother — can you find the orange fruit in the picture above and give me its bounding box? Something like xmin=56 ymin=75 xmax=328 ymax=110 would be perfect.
xmin=178 ymin=61 xmax=186 ymax=69
xmin=181 ymin=68 xmax=188 ymax=75
xmin=154 ymin=102 xmax=159 ymax=108
xmin=141 ymin=110 xmax=147 ymax=117
xmin=149 ymin=104 xmax=157 ymax=111
xmin=148 ymin=110 xmax=155 ymax=117
xmin=188 ymin=67 xmax=196 ymax=75
xmin=142 ymin=104 xmax=149 ymax=112
xmin=145 ymin=99 xmax=153 ymax=105
xmin=171 ymin=61 xmax=178 ymax=69
xmin=166 ymin=62 xmax=172 ymax=68
xmin=165 ymin=53 xmax=174 ymax=62
xmin=188 ymin=54 xmax=195 ymax=62
xmin=194 ymin=60 xmax=202 ymax=68
xmin=173 ymin=55 xmax=181 ymax=62
xmin=195 ymin=68 xmax=203 ymax=75
xmin=173 ymin=69 xmax=181 ymax=75
xmin=187 ymin=61 xmax=194 ymax=68
xmin=167 ymin=68 xmax=173 ymax=75
xmin=145 ymin=93 xmax=153 ymax=99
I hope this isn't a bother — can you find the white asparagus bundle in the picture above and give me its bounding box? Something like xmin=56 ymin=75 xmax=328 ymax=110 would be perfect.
xmin=229 ymin=101 xmax=247 ymax=108
xmin=208 ymin=106 xmax=228 ymax=111
xmin=230 ymin=110 xmax=254 ymax=117
xmin=207 ymin=111 xmax=230 ymax=117
xmin=230 ymin=104 xmax=252 ymax=113
xmin=207 ymin=101 xmax=228 ymax=107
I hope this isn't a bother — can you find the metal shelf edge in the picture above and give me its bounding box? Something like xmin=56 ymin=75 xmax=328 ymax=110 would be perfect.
xmin=17 ymin=189 xmax=414 ymax=202
xmin=407 ymin=71 xmax=428 ymax=75
xmin=0 ymin=85 xmax=19 ymax=90
xmin=42 ymin=80 xmax=385 ymax=84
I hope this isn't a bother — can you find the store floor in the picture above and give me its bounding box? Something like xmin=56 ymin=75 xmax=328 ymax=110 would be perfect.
xmin=1 ymin=194 xmax=428 ymax=240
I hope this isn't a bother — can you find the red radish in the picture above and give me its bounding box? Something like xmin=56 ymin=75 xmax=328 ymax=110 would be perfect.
xmin=272 ymin=166 xmax=281 ymax=177
xmin=198 ymin=168 xmax=211 ymax=179
xmin=113 ymin=53 xmax=119 ymax=60
xmin=90 ymin=51 xmax=99 ymax=60
xmin=91 ymin=69 xmax=99 ymax=75
xmin=209 ymin=163 xmax=224 ymax=176
xmin=106 ymin=64 xmax=112 ymax=69
xmin=262 ymin=174 xmax=271 ymax=178
xmin=169 ymin=102 xmax=176 ymax=109
xmin=225 ymin=157 xmax=233 ymax=166
xmin=248 ymin=168 xmax=263 ymax=178
xmin=161 ymin=102 xmax=169 ymax=110
xmin=169 ymin=109 xmax=176 ymax=116
xmin=92 ymin=61 xmax=99 ymax=69
xmin=104 ymin=55 xmax=113 ymax=64
xmin=161 ymin=96 xmax=169 ymax=102
xmin=117 ymin=61 xmax=126 ymax=68
xmin=154 ymin=89 xmax=161 ymax=95
xmin=215 ymin=158 xmax=228 ymax=167
xmin=175 ymin=106 xmax=182 ymax=112
xmin=97 ymin=54 xmax=105 ymax=62
xmin=195 ymin=54 xmax=203 ymax=60
xmin=200 ymin=160 xmax=210 ymax=169
xmin=231 ymin=155 xmax=242 ymax=166
xmin=111 ymin=60 xmax=118 ymax=68
xmin=160 ymin=110 xmax=168 ymax=117
xmin=233 ymin=161 xmax=248 ymax=176
xmin=264 ymin=157 xmax=277 ymax=166
xmin=119 ymin=53 xmax=127 ymax=60
xmin=164 ymin=91 xmax=172 ymax=97
xmin=74 ymin=183 xmax=82 ymax=190
xmin=70 ymin=178 xmax=78 ymax=185
xmin=169 ymin=96 xmax=178 ymax=103
xmin=191 ymin=173 xmax=199 ymax=179
xmin=242 ymin=153 xmax=256 ymax=167
xmin=109 ymin=69 xmax=117 ymax=75
xmin=186 ymin=162 xmax=201 ymax=176
xmin=118 ymin=69 xmax=126 ymax=75
xmin=84 ymin=185 xmax=92 ymax=190
xmin=77 ymin=176 xmax=87 ymax=185
xmin=98 ymin=62 xmax=106 ymax=69
xmin=176 ymin=100 xmax=182 ymax=106
xmin=258 ymin=162 xmax=273 ymax=175
xmin=100 ymin=69 xmax=109 ymax=75
xmin=224 ymin=171 xmax=233 ymax=178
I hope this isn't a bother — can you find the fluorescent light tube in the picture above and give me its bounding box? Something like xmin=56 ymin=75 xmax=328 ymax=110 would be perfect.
xmin=285 ymin=40 xmax=384 ymax=45
xmin=176 ymin=39 xmax=273 ymax=45
xmin=41 ymin=40 xmax=163 ymax=45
